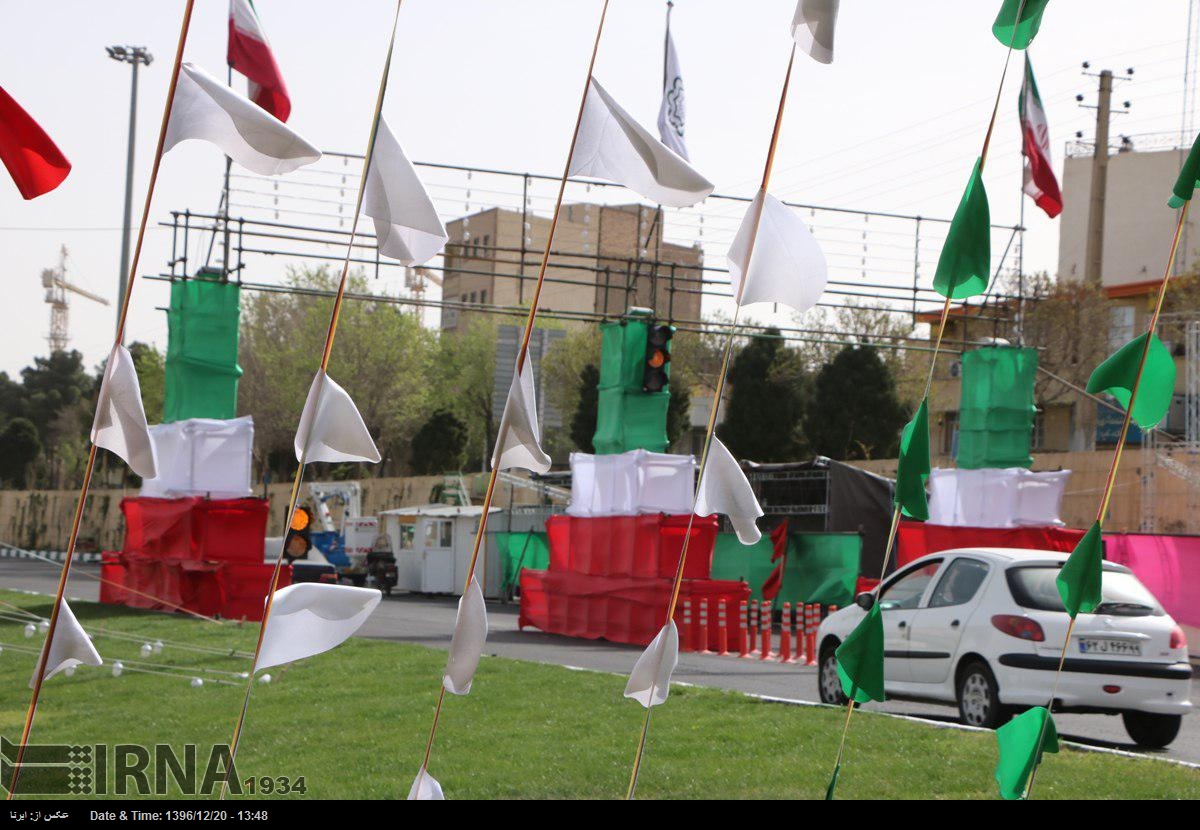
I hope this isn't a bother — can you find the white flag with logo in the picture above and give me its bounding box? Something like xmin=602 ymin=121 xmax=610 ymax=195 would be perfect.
xmin=791 ymin=0 xmax=839 ymax=64
xmin=624 ymin=622 xmax=678 ymax=708
xmin=492 ymin=361 xmax=551 ymax=474
xmin=570 ymin=78 xmax=713 ymax=208
xmin=294 ymin=371 xmax=381 ymax=464
xmin=30 ymin=599 xmax=102 ymax=688
xmin=257 ymin=583 xmax=381 ymax=672
xmin=728 ymin=189 xmax=827 ymax=313
xmin=443 ymin=577 xmax=487 ymax=695
xmin=92 ymin=344 xmax=157 ymax=479
xmin=363 ymin=116 xmax=448 ymax=266
xmin=165 ymin=63 xmax=320 ymax=176
xmin=695 ymin=436 xmax=763 ymax=545
xmin=657 ymin=28 xmax=688 ymax=161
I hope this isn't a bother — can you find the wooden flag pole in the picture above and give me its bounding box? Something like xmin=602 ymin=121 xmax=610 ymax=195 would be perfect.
xmin=218 ymin=0 xmax=405 ymax=799
xmin=625 ymin=43 xmax=797 ymax=801
xmin=416 ymin=0 xmax=613 ymax=782
xmin=6 ymin=0 xmax=198 ymax=800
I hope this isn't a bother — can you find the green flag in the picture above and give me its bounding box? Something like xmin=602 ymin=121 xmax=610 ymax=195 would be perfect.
xmin=1169 ymin=131 xmax=1200 ymax=208
xmin=1057 ymin=521 xmax=1103 ymax=618
xmin=992 ymin=0 xmax=1051 ymax=50
xmin=1086 ymin=332 xmax=1176 ymax=430
xmin=995 ymin=705 xmax=1059 ymax=800
xmin=894 ymin=397 xmax=930 ymax=520
xmin=835 ymin=602 xmax=885 ymax=704
xmin=933 ymin=159 xmax=991 ymax=300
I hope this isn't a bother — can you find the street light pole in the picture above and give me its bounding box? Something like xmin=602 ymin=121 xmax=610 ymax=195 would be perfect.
xmin=106 ymin=45 xmax=153 ymax=343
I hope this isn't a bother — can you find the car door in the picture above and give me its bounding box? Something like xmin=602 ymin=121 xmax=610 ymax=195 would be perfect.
xmin=876 ymin=559 xmax=944 ymax=683
xmin=907 ymin=556 xmax=992 ymax=684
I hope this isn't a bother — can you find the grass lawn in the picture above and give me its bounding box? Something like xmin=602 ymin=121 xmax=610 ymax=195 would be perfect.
xmin=1 ymin=588 xmax=1197 ymax=800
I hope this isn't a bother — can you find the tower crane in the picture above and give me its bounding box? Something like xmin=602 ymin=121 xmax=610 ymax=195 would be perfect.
xmin=42 ymin=245 xmax=109 ymax=353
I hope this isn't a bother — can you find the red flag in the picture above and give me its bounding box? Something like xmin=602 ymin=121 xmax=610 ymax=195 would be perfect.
xmin=761 ymin=519 xmax=790 ymax=601
xmin=1019 ymin=56 xmax=1062 ymax=219
xmin=228 ymin=0 xmax=291 ymax=122
xmin=0 ymin=85 xmax=70 ymax=200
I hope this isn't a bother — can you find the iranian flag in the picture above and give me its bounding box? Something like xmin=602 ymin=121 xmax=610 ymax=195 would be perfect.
xmin=228 ymin=0 xmax=291 ymax=122
xmin=1019 ymin=56 xmax=1062 ymax=218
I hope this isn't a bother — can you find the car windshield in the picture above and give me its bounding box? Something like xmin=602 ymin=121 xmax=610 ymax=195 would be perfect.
xmin=1006 ymin=566 xmax=1165 ymax=616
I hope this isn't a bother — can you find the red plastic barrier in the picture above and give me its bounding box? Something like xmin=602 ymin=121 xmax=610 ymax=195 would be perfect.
xmin=544 ymin=513 xmax=719 ymax=580
xmin=896 ymin=520 xmax=1085 ymax=568
xmin=121 ymin=497 xmax=197 ymax=559
xmin=99 ymin=553 xmax=128 ymax=605
xmin=192 ymin=499 xmax=270 ymax=563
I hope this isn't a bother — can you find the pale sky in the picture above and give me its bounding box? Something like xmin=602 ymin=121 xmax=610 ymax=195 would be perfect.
xmin=1 ymin=0 xmax=1195 ymax=377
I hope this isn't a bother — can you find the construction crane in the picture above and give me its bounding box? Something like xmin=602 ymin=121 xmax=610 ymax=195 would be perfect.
xmin=42 ymin=245 xmax=109 ymax=353
xmin=404 ymin=266 xmax=442 ymax=326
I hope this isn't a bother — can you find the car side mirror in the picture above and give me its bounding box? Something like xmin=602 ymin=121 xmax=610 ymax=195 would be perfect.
xmin=854 ymin=592 xmax=875 ymax=611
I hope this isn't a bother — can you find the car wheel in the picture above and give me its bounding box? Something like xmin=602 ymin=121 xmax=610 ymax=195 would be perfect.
xmin=957 ymin=661 xmax=1007 ymax=729
xmin=1122 ymin=712 xmax=1182 ymax=748
xmin=818 ymin=641 xmax=848 ymax=706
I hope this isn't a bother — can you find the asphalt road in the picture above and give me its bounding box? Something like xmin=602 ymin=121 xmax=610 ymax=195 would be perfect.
xmin=4 ymin=558 xmax=1200 ymax=767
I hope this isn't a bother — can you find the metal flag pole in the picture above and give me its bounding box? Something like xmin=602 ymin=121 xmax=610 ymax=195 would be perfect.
xmin=7 ymin=0 xmax=198 ymax=800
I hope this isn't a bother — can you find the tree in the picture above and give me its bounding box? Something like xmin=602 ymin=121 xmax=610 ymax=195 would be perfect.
xmin=128 ymin=341 xmax=165 ymax=424
xmin=410 ymin=410 xmax=468 ymax=474
xmin=21 ymin=350 xmax=92 ymax=444
xmin=666 ymin=380 xmax=691 ymax=450
xmin=570 ymin=364 xmax=599 ymax=453
xmin=718 ymin=328 xmax=808 ymax=462
xmin=0 ymin=418 xmax=41 ymax=487
xmin=806 ymin=344 xmax=907 ymax=460
xmin=431 ymin=315 xmax=499 ymax=470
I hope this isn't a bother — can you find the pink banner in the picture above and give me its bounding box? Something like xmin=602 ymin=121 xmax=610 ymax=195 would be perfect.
xmin=1104 ymin=533 xmax=1200 ymax=629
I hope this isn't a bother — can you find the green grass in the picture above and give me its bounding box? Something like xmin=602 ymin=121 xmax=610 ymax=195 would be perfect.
xmin=1 ymin=589 xmax=1197 ymax=800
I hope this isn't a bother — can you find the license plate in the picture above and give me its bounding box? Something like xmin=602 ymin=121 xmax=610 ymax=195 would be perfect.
xmin=1077 ymin=637 xmax=1142 ymax=656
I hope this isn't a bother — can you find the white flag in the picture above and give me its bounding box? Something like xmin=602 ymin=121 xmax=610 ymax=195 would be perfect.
xmin=256 ymin=583 xmax=381 ymax=672
xmin=363 ymin=116 xmax=448 ymax=266
xmin=623 ymin=622 xmax=678 ymax=708
xmin=570 ymin=78 xmax=713 ymax=208
xmin=491 ymin=361 xmax=551 ymax=474
xmin=408 ymin=766 xmax=445 ymax=801
xmin=728 ymin=189 xmax=827 ymax=313
xmin=92 ymin=344 xmax=157 ymax=479
xmin=294 ymin=371 xmax=381 ymax=465
xmin=443 ymin=577 xmax=487 ymax=696
xmin=30 ymin=599 xmax=102 ymax=688
xmin=165 ymin=63 xmax=320 ymax=176
xmin=656 ymin=28 xmax=688 ymax=161
xmin=695 ymin=436 xmax=763 ymax=545
xmin=791 ymin=0 xmax=839 ymax=64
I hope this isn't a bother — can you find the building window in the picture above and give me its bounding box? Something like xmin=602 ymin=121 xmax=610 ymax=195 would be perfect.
xmin=1109 ymin=306 xmax=1135 ymax=350
xmin=480 ymin=289 xmax=487 ymax=305
xmin=941 ymin=411 xmax=959 ymax=456
xmin=1031 ymin=408 xmax=1045 ymax=451
xmin=469 ymin=291 xmax=477 ymax=304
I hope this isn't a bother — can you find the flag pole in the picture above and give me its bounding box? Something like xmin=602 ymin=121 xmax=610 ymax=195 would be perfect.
xmin=6 ymin=0 xmax=198 ymax=801
xmin=625 ymin=43 xmax=797 ymax=801
xmin=218 ymin=0 xmax=405 ymax=799
xmin=415 ymin=0 xmax=613 ymax=783
xmin=825 ymin=0 xmax=1028 ymax=796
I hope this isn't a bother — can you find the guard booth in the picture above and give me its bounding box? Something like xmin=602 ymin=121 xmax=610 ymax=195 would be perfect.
xmin=379 ymin=505 xmax=503 ymax=598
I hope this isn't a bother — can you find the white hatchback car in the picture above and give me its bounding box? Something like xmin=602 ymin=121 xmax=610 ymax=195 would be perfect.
xmin=816 ymin=548 xmax=1194 ymax=747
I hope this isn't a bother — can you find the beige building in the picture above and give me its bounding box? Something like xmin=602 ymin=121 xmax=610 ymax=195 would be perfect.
xmin=439 ymin=203 xmax=703 ymax=332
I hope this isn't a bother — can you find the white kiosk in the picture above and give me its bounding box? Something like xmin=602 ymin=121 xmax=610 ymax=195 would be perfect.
xmin=379 ymin=505 xmax=502 ymax=598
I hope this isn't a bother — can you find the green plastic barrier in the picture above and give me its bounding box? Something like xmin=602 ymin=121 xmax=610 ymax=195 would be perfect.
xmin=710 ymin=531 xmax=861 ymax=606
xmin=495 ymin=531 xmax=550 ymax=592
xmin=163 ymin=276 xmax=243 ymax=423
xmin=593 ymin=319 xmax=671 ymax=454
xmin=957 ymin=347 xmax=1037 ymax=470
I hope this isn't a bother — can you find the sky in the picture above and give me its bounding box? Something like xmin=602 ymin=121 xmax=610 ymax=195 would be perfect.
xmin=1 ymin=0 xmax=1196 ymax=378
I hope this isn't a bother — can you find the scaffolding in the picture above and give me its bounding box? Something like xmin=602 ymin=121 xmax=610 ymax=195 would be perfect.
xmin=1140 ymin=314 xmax=1200 ymax=533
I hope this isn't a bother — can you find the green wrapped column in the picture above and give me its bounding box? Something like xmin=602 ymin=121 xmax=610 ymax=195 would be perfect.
xmin=957 ymin=347 xmax=1037 ymax=469
xmin=163 ymin=276 xmax=244 ymax=423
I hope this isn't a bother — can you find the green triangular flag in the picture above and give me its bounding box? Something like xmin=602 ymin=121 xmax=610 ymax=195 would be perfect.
xmin=835 ymin=602 xmax=885 ymax=703
xmin=995 ymin=705 xmax=1059 ymax=800
xmin=933 ymin=159 xmax=991 ymax=300
xmin=1086 ymin=332 xmax=1176 ymax=429
xmin=992 ymin=0 xmax=1051 ymax=50
xmin=894 ymin=397 xmax=930 ymax=520
xmin=1170 ymin=131 xmax=1200 ymax=207
xmin=1057 ymin=521 xmax=1103 ymax=618
xmin=825 ymin=762 xmax=840 ymax=800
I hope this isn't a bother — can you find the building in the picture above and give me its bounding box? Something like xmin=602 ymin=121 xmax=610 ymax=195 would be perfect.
xmin=439 ymin=203 xmax=704 ymax=332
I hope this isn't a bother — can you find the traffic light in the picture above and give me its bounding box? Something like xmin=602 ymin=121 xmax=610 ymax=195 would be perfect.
xmin=642 ymin=322 xmax=673 ymax=393
xmin=284 ymin=506 xmax=312 ymax=561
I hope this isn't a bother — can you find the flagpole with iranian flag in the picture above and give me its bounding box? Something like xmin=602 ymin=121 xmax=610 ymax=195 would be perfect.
xmin=1019 ymin=55 xmax=1063 ymax=219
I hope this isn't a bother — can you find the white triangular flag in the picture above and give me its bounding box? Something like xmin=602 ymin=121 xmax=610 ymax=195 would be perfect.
xmin=728 ymin=189 xmax=828 ymax=314
xmin=363 ymin=116 xmax=448 ymax=266
xmin=695 ymin=437 xmax=763 ymax=545
xmin=294 ymin=371 xmax=382 ymax=464
xmin=443 ymin=577 xmax=487 ymax=695
xmin=491 ymin=361 xmax=551 ymax=474
xmin=408 ymin=766 xmax=445 ymax=800
xmin=570 ymin=78 xmax=713 ymax=208
xmin=30 ymin=599 xmax=102 ymax=688
xmin=657 ymin=27 xmax=688 ymax=160
xmin=792 ymin=0 xmax=839 ymax=64
xmin=623 ymin=622 xmax=678 ymax=708
xmin=164 ymin=63 xmax=320 ymax=176
xmin=92 ymin=344 xmax=157 ymax=479
xmin=256 ymin=583 xmax=381 ymax=672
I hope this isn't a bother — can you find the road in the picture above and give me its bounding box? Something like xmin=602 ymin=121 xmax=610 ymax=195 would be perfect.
xmin=4 ymin=558 xmax=1200 ymax=767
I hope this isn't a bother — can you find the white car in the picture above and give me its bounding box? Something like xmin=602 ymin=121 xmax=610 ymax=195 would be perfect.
xmin=816 ymin=548 xmax=1193 ymax=747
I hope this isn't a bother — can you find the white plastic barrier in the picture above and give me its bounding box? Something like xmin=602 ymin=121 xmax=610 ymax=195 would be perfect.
xmin=140 ymin=416 xmax=254 ymax=499
xmin=927 ymin=467 xmax=1070 ymax=528
xmin=567 ymin=450 xmax=695 ymax=517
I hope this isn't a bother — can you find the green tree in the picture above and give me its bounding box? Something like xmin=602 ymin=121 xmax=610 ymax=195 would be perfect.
xmin=666 ymin=381 xmax=691 ymax=451
xmin=806 ymin=344 xmax=907 ymax=460
xmin=718 ymin=328 xmax=808 ymax=462
xmin=0 ymin=418 xmax=41 ymax=487
xmin=570 ymin=364 xmax=599 ymax=453
xmin=410 ymin=410 xmax=468 ymax=474
xmin=432 ymin=316 xmax=499 ymax=471
xmin=21 ymin=350 xmax=92 ymax=444
xmin=128 ymin=341 xmax=165 ymax=424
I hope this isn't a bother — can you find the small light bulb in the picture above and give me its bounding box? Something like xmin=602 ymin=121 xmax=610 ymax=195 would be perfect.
xmin=152 ymin=640 xmax=163 ymax=654
xmin=38 ymin=620 xmax=50 ymax=634
xmin=112 ymin=661 xmax=124 ymax=678
xmin=64 ymin=665 xmax=76 ymax=677
xmin=190 ymin=677 xmax=203 ymax=688
xmin=140 ymin=643 xmax=153 ymax=657
xmin=258 ymin=673 xmax=272 ymax=684
xmin=24 ymin=624 xmax=35 ymax=638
